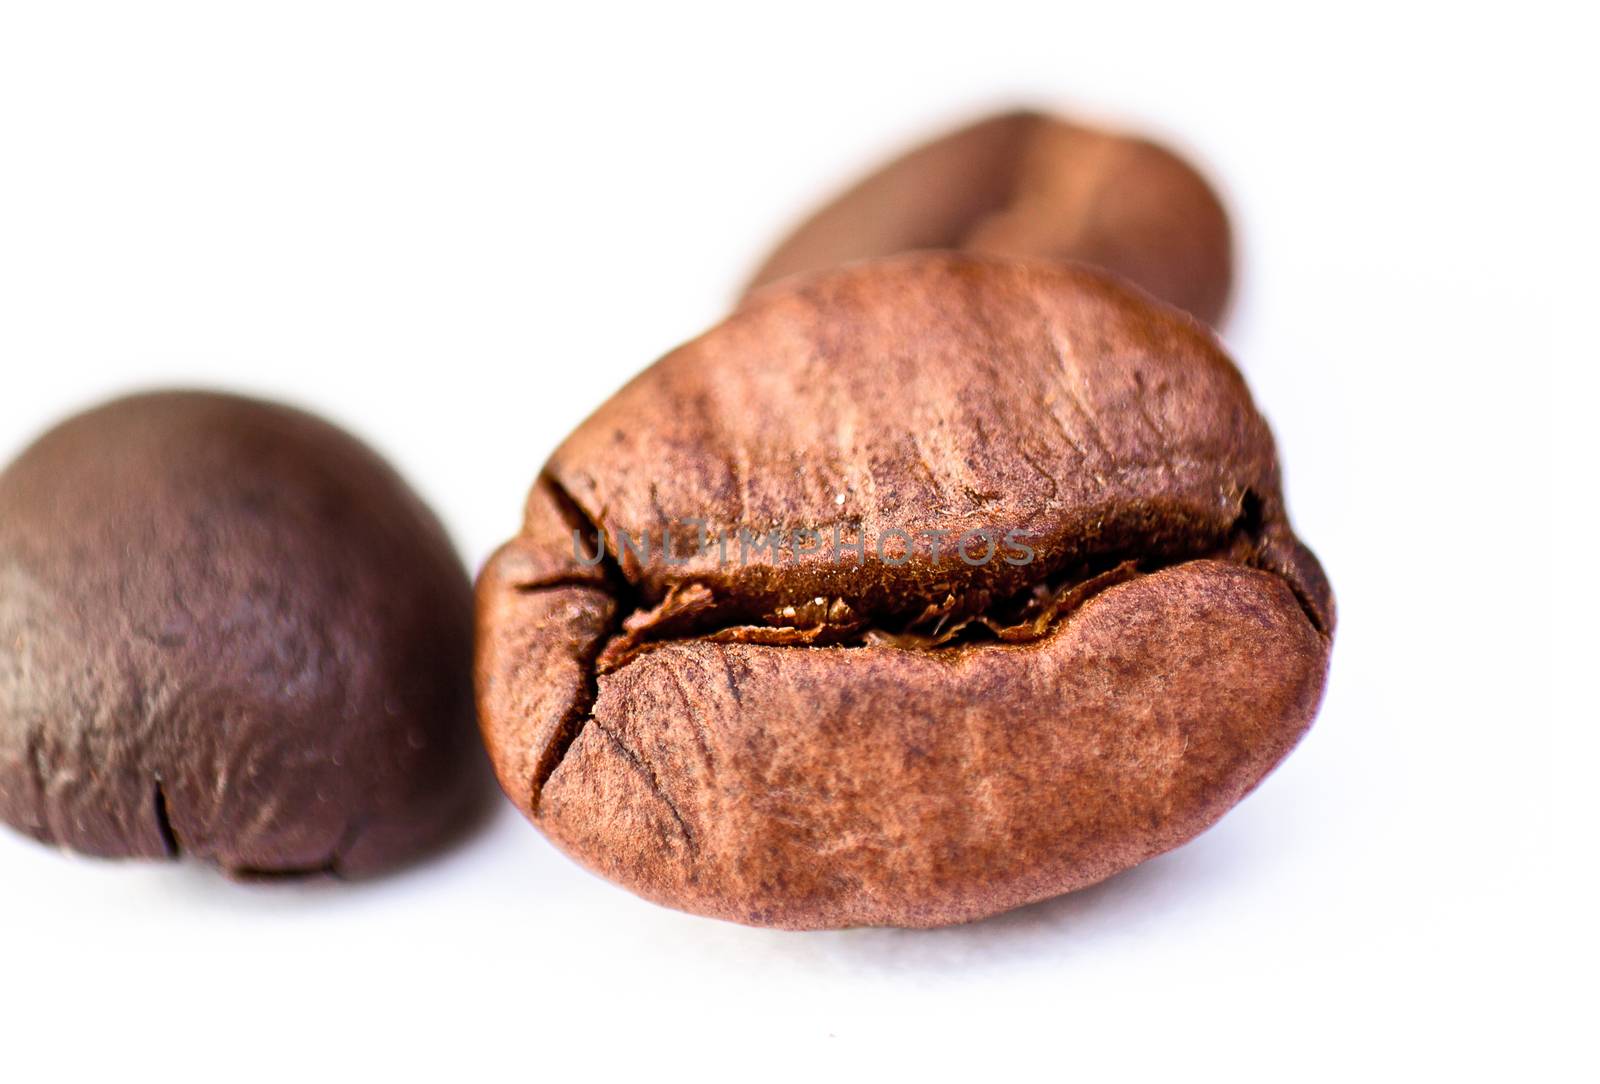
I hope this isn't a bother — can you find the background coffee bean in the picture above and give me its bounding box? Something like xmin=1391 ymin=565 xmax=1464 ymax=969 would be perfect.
xmin=478 ymin=252 xmax=1333 ymax=929
xmin=743 ymin=109 xmax=1234 ymax=326
xmin=0 ymin=391 xmax=487 ymax=877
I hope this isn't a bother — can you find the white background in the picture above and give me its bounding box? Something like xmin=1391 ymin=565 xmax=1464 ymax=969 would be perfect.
xmin=0 ymin=2 xmax=1589 ymax=1080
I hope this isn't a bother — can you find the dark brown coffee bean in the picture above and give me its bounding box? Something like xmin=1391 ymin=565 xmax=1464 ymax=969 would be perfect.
xmin=477 ymin=253 xmax=1332 ymax=929
xmin=0 ymin=391 xmax=486 ymax=878
xmin=744 ymin=110 xmax=1234 ymax=326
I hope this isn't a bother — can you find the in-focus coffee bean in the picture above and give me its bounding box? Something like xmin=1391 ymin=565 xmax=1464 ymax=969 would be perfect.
xmin=744 ymin=109 xmax=1234 ymax=326
xmin=0 ymin=391 xmax=486 ymax=877
xmin=477 ymin=252 xmax=1333 ymax=929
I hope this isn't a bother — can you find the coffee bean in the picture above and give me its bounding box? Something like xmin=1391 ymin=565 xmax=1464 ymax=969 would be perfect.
xmin=478 ymin=252 xmax=1333 ymax=929
xmin=744 ymin=109 xmax=1233 ymax=326
xmin=0 ymin=391 xmax=486 ymax=877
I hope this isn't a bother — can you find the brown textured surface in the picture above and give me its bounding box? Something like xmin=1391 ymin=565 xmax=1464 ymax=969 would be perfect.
xmin=0 ymin=391 xmax=488 ymax=877
xmin=744 ymin=110 xmax=1234 ymax=326
xmin=478 ymin=253 xmax=1332 ymax=928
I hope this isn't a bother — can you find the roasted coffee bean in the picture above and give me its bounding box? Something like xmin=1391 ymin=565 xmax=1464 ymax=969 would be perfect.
xmin=0 ymin=391 xmax=485 ymax=877
xmin=477 ymin=253 xmax=1332 ymax=929
xmin=744 ymin=110 xmax=1233 ymax=326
